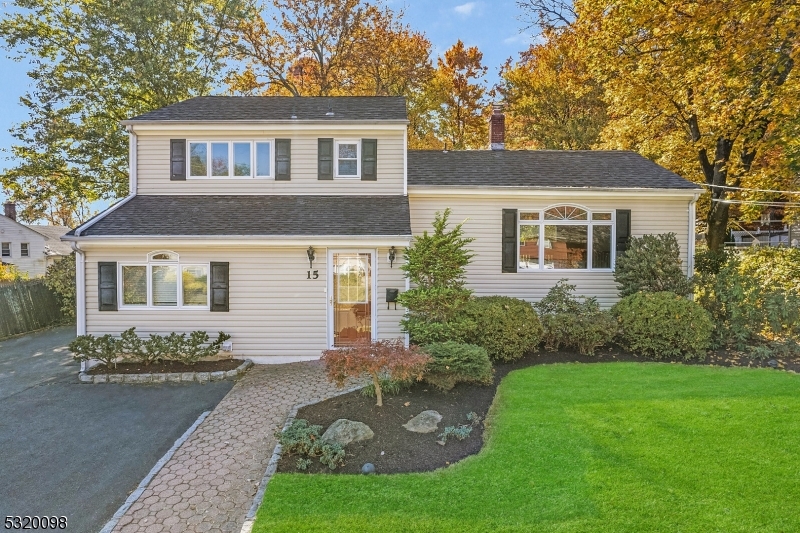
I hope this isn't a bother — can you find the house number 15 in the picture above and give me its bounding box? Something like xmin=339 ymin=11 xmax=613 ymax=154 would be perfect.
xmin=307 ymin=270 xmax=319 ymax=279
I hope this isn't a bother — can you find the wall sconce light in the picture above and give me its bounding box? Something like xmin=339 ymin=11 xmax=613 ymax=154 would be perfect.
xmin=388 ymin=246 xmax=397 ymax=268
xmin=306 ymin=246 xmax=316 ymax=268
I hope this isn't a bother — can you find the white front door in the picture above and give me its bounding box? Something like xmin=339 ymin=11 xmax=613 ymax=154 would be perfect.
xmin=328 ymin=250 xmax=376 ymax=347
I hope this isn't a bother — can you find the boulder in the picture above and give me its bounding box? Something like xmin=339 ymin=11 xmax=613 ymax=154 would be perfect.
xmin=321 ymin=419 xmax=374 ymax=446
xmin=402 ymin=410 xmax=442 ymax=434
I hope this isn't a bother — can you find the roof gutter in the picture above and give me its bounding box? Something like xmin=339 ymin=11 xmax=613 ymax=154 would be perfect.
xmin=120 ymin=119 xmax=410 ymax=127
xmin=62 ymin=235 xmax=412 ymax=247
xmin=407 ymin=186 xmax=703 ymax=197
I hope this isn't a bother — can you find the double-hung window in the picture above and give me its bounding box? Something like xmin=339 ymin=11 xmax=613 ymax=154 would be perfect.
xmin=20 ymin=243 xmax=29 ymax=257
xmin=120 ymin=252 xmax=209 ymax=309
xmin=518 ymin=206 xmax=614 ymax=271
xmin=334 ymin=140 xmax=360 ymax=178
xmin=189 ymin=140 xmax=273 ymax=179
xmin=1 ymin=242 xmax=10 ymax=258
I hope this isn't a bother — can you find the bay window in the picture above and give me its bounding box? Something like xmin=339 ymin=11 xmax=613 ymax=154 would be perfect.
xmin=120 ymin=252 xmax=209 ymax=309
xmin=518 ymin=206 xmax=614 ymax=271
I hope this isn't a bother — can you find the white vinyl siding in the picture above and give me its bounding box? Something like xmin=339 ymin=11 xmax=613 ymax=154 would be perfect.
xmin=83 ymin=245 xmax=406 ymax=359
xmin=409 ymin=192 xmax=693 ymax=309
xmin=136 ymin=130 xmax=405 ymax=195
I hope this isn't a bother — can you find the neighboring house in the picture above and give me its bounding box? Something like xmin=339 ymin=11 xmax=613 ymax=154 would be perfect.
xmin=62 ymin=97 xmax=701 ymax=363
xmin=1 ymin=203 xmax=72 ymax=277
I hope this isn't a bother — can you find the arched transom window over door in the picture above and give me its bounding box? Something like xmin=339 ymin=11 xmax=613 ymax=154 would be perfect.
xmin=518 ymin=205 xmax=614 ymax=271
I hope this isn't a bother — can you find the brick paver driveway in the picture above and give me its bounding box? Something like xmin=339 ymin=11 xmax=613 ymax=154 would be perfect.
xmin=113 ymin=361 xmax=349 ymax=533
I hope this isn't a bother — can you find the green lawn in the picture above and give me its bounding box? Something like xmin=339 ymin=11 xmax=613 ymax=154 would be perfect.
xmin=254 ymin=363 xmax=800 ymax=532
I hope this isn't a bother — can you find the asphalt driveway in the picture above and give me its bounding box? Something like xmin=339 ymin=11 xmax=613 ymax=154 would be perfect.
xmin=0 ymin=326 xmax=234 ymax=533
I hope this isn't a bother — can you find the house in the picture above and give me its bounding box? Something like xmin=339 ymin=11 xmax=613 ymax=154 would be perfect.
xmin=62 ymin=97 xmax=701 ymax=363
xmin=1 ymin=203 xmax=72 ymax=277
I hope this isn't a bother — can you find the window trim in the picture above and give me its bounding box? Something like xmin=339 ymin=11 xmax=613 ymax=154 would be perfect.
xmin=334 ymin=139 xmax=361 ymax=179
xmin=1 ymin=242 xmax=10 ymax=258
xmin=187 ymin=140 xmax=275 ymax=180
xmin=118 ymin=252 xmax=211 ymax=310
xmin=517 ymin=205 xmax=616 ymax=272
xmin=20 ymin=242 xmax=29 ymax=257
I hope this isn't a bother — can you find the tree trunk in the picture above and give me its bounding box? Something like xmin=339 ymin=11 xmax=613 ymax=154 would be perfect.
xmin=371 ymin=372 xmax=383 ymax=407
xmin=704 ymin=137 xmax=734 ymax=252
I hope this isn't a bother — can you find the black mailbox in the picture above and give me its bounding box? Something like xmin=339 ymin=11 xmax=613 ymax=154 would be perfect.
xmin=386 ymin=288 xmax=399 ymax=309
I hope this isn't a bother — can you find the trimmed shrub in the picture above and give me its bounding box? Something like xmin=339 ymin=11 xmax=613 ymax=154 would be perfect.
xmin=535 ymin=280 xmax=616 ymax=355
xmin=463 ymin=296 xmax=543 ymax=362
xmin=612 ymin=291 xmax=713 ymax=360
xmin=321 ymin=339 xmax=430 ymax=406
xmin=68 ymin=328 xmax=231 ymax=368
xmin=397 ymin=208 xmax=476 ymax=344
xmin=614 ymin=233 xmax=693 ymax=297
xmin=422 ymin=342 xmax=493 ymax=391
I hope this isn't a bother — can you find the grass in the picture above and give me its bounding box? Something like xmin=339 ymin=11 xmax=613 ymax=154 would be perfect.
xmin=254 ymin=363 xmax=800 ymax=532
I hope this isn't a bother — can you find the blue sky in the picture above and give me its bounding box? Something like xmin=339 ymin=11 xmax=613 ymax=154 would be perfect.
xmin=0 ymin=0 xmax=535 ymax=205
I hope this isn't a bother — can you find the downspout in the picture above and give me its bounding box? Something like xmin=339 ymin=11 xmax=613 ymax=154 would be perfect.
xmin=688 ymin=194 xmax=699 ymax=277
xmin=71 ymin=242 xmax=87 ymax=372
xmin=126 ymin=125 xmax=137 ymax=194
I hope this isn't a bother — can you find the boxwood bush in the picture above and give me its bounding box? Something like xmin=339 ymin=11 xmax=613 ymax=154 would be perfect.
xmin=535 ymin=280 xmax=617 ymax=355
xmin=612 ymin=291 xmax=713 ymax=360
xmin=422 ymin=341 xmax=493 ymax=391
xmin=464 ymin=296 xmax=543 ymax=362
xmin=614 ymin=233 xmax=693 ymax=297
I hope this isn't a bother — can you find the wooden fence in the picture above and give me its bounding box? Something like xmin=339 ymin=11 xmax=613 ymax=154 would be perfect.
xmin=0 ymin=279 xmax=66 ymax=338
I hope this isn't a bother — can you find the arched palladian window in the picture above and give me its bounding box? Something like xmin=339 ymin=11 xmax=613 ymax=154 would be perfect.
xmin=518 ymin=205 xmax=614 ymax=271
xmin=119 ymin=251 xmax=210 ymax=309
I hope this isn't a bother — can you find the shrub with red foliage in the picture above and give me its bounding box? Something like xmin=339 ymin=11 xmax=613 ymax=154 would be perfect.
xmin=321 ymin=338 xmax=431 ymax=406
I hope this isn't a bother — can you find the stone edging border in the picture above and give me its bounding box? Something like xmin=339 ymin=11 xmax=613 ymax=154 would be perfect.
xmin=78 ymin=359 xmax=254 ymax=384
xmin=239 ymin=383 xmax=366 ymax=533
xmin=99 ymin=410 xmax=212 ymax=533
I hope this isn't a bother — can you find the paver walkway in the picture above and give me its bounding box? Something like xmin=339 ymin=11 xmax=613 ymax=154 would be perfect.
xmin=113 ymin=361 xmax=350 ymax=533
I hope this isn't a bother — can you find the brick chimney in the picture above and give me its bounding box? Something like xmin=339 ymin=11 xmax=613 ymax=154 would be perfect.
xmin=489 ymin=104 xmax=505 ymax=150
xmin=3 ymin=202 xmax=16 ymax=222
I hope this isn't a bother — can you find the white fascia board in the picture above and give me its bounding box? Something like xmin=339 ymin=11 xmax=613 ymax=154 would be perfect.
xmin=63 ymin=235 xmax=412 ymax=248
xmin=123 ymin=121 xmax=408 ymax=133
xmin=407 ymin=186 xmax=703 ymax=198
xmin=70 ymin=194 xmax=136 ymax=238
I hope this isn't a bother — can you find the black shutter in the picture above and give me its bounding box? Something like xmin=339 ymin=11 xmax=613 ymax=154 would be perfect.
xmin=98 ymin=262 xmax=117 ymax=311
xmin=275 ymin=139 xmax=291 ymax=181
xmin=502 ymin=209 xmax=518 ymax=273
xmin=210 ymin=262 xmax=229 ymax=312
xmin=170 ymin=139 xmax=186 ymax=181
xmin=361 ymin=139 xmax=377 ymax=181
xmin=616 ymin=209 xmax=632 ymax=260
xmin=318 ymin=138 xmax=333 ymax=180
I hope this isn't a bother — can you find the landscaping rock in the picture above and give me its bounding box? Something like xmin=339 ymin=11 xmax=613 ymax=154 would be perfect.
xmin=321 ymin=419 xmax=374 ymax=446
xmin=93 ymin=374 xmax=108 ymax=384
xmin=108 ymin=374 xmax=123 ymax=383
xmin=197 ymin=372 xmax=210 ymax=383
xmin=180 ymin=372 xmax=195 ymax=382
xmin=166 ymin=373 xmax=182 ymax=382
xmin=151 ymin=373 xmax=166 ymax=383
xmin=361 ymin=463 xmax=376 ymax=474
xmin=225 ymin=369 xmax=238 ymax=378
xmin=210 ymin=371 xmax=225 ymax=381
xmin=403 ymin=410 xmax=442 ymax=434
xmin=79 ymin=373 xmax=92 ymax=383
xmin=139 ymin=373 xmax=153 ymax=383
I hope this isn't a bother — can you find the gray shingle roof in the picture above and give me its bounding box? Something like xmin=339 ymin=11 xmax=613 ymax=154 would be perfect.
xmin=71 ymin=195 xmax=412 ymax=237
xmin=26 ymin=225 xmax=72 ymax=255
xmin=126 ymin=96 xmax=408 ymax=122
xmin=407 ymin=150 xmax=701 ymax=189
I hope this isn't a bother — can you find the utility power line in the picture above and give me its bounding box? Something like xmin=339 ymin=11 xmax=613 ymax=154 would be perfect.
xmin=711 ymin=198 xmax=800 ymax=207
xmin=700 ymin=183 xmax=800 ymax=195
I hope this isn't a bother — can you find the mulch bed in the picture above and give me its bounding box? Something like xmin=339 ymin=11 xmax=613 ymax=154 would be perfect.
xmin=86 ymin=359 xmax=242 ymax=375
xmin=277 ymin=347 xmax=800 ymax=476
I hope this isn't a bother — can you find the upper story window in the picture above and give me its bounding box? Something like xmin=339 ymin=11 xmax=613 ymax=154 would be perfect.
xmin=189 ymin=140 xmax=274 ymax=179
xmin=119 ymin=251 xmax=209 ymax=309
xmin=335 ymin=140 xmax=361 ymax=178
xmin=518 ymin=205 xmax=614 ymax=271
xmin=1 ymin=242 xmax=10 ymax=258
xmin=20 ymin=243 xmax=29 ymax=257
